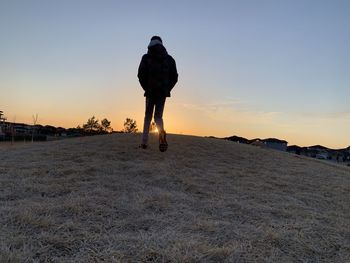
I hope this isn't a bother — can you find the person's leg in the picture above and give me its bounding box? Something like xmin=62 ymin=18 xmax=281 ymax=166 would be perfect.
xmin=154 ymin=97 xmax=168 ymax=152
xmin=141 ymin=97 xmax=155 ymax=145
xmin=154 ymin=97 xmax=166 ymax=132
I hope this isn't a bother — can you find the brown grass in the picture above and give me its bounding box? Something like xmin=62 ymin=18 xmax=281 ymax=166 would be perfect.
xmin=0 ymin=133 xmax=349 ymax=262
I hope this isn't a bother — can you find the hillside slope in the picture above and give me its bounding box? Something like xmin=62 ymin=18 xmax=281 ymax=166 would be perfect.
xmin=0 ymin=133 xmax=349 ymax=262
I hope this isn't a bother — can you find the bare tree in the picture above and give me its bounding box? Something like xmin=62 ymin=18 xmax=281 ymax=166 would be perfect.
xmin=32 ymin=113 xmax=38 ymax=143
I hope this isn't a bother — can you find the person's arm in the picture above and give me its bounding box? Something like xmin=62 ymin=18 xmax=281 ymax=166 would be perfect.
xmin=169 ymin=56 xmax=178 ymax=91
xmin=137 ymin=55 xmax=148 ymax=90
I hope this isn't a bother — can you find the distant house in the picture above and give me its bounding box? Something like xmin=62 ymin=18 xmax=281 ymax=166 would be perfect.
xmin=0 ymin=126 xmax=4 ymax=139
xmin=14 ymin=123 xmax=31 ymax=134
xmin=225 ymin=136 xmax=288 ymax=151
xmin=56 ymin=127 xmax=67 ymax=136
xmin=286 ymin=142 xmax=350 ymax=165
xmin=327 ymin=150 xmax=339 ymax=161
xmin=307 ymin=145 xmax=330 ymax=159
xmin=249 ymin=139 xmax=265 ymax=148
xmin=287 ymin=145 xmax=302 ymax=155
xmin=308 ymin=145 xmax=329 ymax=151
xmin=316 ymin=152 xmax=328 ymax=160
xmin=344 ymin=152 xmax=350 ymax=162
xmin=261 ymin=138 xmax=288 ymax=151
xmin=335 ymin=150 xmax=350 ymax=163
xmin=225 ymin=135 xmax=249 ymax=144
xmin=66 ymin=128 xmax=82 ymax=137
xmin=0 ymin=122 xmax=46 ymax=141
xmin=0 ymin=111 xmax=6 ymax=139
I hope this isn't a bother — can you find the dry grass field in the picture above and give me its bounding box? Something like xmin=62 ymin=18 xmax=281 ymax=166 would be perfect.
xmin=0 ymin=133 xmax=349 ymax=262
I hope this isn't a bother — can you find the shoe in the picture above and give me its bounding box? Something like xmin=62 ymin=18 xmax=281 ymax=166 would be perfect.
xmin=159 ymin=130 xmax=168 ymax=152
xmin=139 ymin=144 xmax=148 ymax=149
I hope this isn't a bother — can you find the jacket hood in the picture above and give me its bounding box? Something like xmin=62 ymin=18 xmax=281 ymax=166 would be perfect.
xmin=147 ymin=44 xmax=168 ymax=57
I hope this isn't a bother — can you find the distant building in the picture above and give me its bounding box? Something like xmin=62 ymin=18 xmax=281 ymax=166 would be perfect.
xmin=0 ymin=126 xmax=4 ymax=139
xmin=287 ymin=145 xmax=302 ymax=155
xmin=223 ymin=134 xmax=349 ymax=163
xmin=225 ymin=135 xmax=249 ymax=144
xmin=0 ymin=111 xmax=6 ymax=140
xmin=250 ymin=139 xmax=265 ymax=148
xmin=316 ymin=152 xmax=328 ymax=160
xmin=327 ymin=150 xmax=339 ymax=161
xmin=307 ymin=145 xmax=330 ymax=159
xmin=13 ymin=123 xmax=31 ymax=134
xmin=225 ymin=135 xmax=288 ymax=151
xmin=291 ymin=145 xmax=350 ymax=164
xmin=261 ymin=138 xmax=288 ymax=151
xmin=0 ymin=122 xmax=46 ymax=141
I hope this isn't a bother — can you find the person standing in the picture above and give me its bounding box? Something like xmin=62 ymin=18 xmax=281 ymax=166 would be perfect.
xmin=138 ymin=36 xmax=178 ymax=152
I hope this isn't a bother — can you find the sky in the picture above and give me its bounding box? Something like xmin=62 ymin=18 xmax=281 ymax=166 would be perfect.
xmin=1 ymin=0 xmax=349 ymax=148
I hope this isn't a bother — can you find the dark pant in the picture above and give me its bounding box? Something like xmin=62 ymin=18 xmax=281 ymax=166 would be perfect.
xmin=142 ymin=97 xmax=166 ymax=144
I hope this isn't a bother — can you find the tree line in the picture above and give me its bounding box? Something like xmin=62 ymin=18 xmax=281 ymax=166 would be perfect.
xmin=0 ymin=111 xmax=153 ymax=142
xmin=79 ymin=116 xmax=156 ymax=134
xmin=78 ymin=116 xmax=113 ymax=134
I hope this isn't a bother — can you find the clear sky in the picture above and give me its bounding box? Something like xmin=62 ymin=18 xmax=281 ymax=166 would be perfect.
xmin=1 ymin=0 xmax=349 ymax=148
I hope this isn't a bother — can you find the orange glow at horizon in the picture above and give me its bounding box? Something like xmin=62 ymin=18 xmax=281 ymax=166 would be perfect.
xmin=3 ymin=98 xmax=350 ymax=149
xmin=3 ymin=111 xmax=348 ymax=149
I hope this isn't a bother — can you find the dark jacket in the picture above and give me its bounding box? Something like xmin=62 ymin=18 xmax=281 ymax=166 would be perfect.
xmin=138 ymin=44 xmax=178 ymax=98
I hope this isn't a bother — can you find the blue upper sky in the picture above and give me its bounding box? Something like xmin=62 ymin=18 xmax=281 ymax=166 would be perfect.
xmin=1 ymin=0 xmax=349 ymax=147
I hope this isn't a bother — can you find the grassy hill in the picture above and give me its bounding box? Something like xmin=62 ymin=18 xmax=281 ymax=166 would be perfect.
xmin=0 ymin=133 xmax=349 ymax=262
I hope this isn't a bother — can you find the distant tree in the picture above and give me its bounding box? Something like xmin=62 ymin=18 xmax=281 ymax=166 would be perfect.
xmin=101 ymin=118 xmax=112 ymax=133
xmin=83 ymin=116 xmax=100 ymax=133
xmin=123 ymin=118 xmax=138 ymax=133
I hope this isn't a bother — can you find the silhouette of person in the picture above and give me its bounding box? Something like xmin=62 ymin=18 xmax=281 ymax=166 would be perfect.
xmin=138 ymin=36 xmax=178 ymax=151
